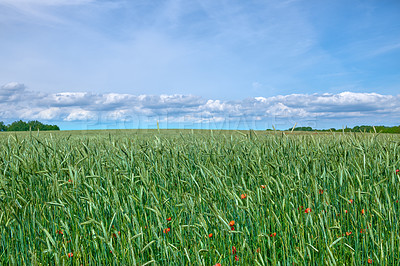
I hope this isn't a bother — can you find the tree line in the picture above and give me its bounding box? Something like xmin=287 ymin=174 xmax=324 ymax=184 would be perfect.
xmin=0 ymin=120 xmax=60 ymax=131
xmin=283 ymin=125 xmax=400 ymax=134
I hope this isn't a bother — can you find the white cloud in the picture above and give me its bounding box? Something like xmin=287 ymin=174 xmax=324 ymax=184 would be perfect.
xmin=64 ymin=109 xmax=96 ymax=121
xmin=1 ymin=82 xmax=399 ymax=128
xmin=368 ymin=42 xmax=400 ymax=57
xmin=252 ymin=82 xmax=262 ymax=89
xmin=0 ymin=82 xmax=26 ymax=99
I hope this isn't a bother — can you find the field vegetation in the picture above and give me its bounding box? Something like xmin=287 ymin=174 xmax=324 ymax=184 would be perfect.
xmin=0 ymin=129 xmax=399 ymax=265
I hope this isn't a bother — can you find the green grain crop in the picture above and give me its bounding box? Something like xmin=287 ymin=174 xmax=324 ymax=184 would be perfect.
xmin=0 ymin=130 xmax=399 ymax=265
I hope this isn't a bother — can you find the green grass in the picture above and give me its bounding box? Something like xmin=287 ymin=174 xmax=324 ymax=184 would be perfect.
xmin=0 ymin=130 xmax=400 ymax=265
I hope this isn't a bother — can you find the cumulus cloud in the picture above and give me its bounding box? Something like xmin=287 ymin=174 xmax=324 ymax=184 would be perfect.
xmin=0 ymin=82 xmax=26 ymax=101
xmin=1 ymin=82 xmax=399 ymax=128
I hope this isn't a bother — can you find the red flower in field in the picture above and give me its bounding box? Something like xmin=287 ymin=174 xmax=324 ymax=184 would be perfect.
xmin=345 ymin=210 xmax=348 ymax=213
xmin=349 ymin=199 xmax=353 ymax=204
xmin=68 ymin=179 xmax=72 ymax=183
xmin=57 ymin=230 xmax=63 ymax=235
xmin=167 ymin=217 xmax=172 ymax=221
xmin=68 ymin=252 xmax=73 ymax=258
xmin=163 ymin=228 xmax=171 ymax=234
xmin=112 ymin=233 xmax=117 ymax=238
xmin=235 ymin=255 xmax=239 ymax=261
xmin=208 ymin=233 xmax=213 ymax=238
xmin=319 ymin=189 xmax=324 ymax=194
xmin=368 ymin=258 xmax=373 ymax=264
xmin=230 ymin=226 xmax=235 ymax=231
xmin=361 ymin=209 xmax=365 ymax=215
xmin=241 ymin=194 xmax=247 ymax=199
xmin=229 ymin=221 xmax=235 ymax=227
xmin=232 ymin=246 xmax=237 ymax=254
xmin=256 ymin=247 xmax=261 ymax=253
xmin=270 ymin=232 xmax=276 ymax=237
xmin=213 ymin=264 xmax=221 ymax=266
xmin=360 ymin=229 xmax=363 ymax=233
xmin=118 ymin=231 xmax=121 ymax=235
xmin=304 ymin=208 xmax=311 ymax=214
xmin=261 ymin=185 xmax=266 ymax=188
xmin=346 ymin=231 xmax=352 ymax=236
xmin=396 ymin=169 xmax=399 ymax=174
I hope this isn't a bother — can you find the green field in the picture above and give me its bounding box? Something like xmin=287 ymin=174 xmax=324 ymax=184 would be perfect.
xmin=1 ymin=130 xmax=400 ymax=265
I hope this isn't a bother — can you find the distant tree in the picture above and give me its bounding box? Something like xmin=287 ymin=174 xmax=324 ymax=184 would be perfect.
xmin=295 ymin=126 xmax=314 ymax=131
xmin=375 ymin=125 xmax=400 ymax=134
xmin=0 ymin=121 xmax=7 ymax=131
xmin=352 ymin=125 xmax=374 ymax=132
xmin=27 ymin=120 xmax=43 ymax=131
xmin=4 ymin=120 xmax=60 ymax=131
xmin=277 ymin=125 xmax=400 ymax=134
xmin=7 ymin=120 xmax=30 ymax=131
xmin=288 ymin=126 xmax=314 ymax=131
xmin=46 ymin=124 xmax=60 ymax=131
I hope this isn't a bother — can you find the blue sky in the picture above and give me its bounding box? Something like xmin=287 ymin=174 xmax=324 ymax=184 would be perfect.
xmin=1 ymin=0 xmax=400 ymax=130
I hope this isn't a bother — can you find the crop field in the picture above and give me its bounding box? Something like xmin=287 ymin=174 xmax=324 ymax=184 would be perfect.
xmin=1 ymin=129 xmax=400 ymax=265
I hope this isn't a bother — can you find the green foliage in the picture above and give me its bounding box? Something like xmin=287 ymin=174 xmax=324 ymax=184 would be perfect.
xmin=0 ymin=120 xmax=60 ymax=131
xmin=284 ymin=125 xmax=400 ymax=133
xmin=0 ymin=129 xmax=399 ymax=264
xmin=293 ymin=126 xmax=313 ymax=131
xmin=0 ymin=121 xmax=6 ymax=131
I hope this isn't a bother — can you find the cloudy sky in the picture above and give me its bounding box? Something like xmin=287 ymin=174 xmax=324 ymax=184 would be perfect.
xmin=1 ymin=0 xmax=399 ymax=130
